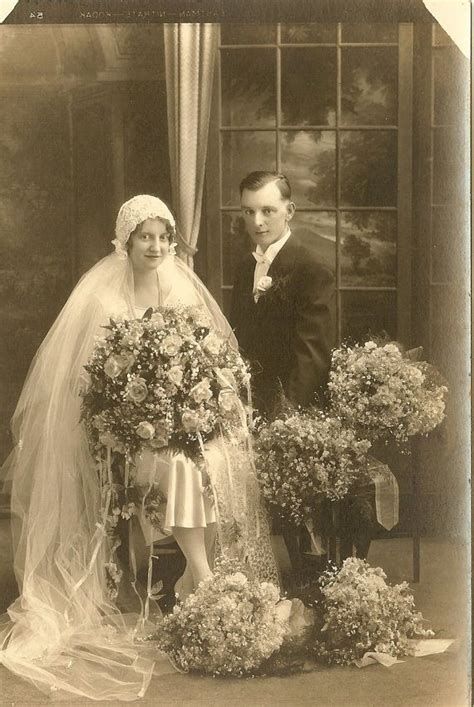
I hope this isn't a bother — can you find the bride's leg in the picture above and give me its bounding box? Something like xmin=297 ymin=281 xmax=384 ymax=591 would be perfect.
xmin=174 ymin=564 xmax=194 ymax=599
xmin=172 ymin=526 xmax=213 ymax=588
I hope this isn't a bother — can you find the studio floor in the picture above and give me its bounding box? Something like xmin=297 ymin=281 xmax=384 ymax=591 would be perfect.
xmin=0 ymin=518 xmax=469 ymax=706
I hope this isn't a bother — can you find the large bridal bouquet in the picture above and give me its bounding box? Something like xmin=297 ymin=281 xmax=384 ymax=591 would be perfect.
xmin=81 ymin=304 xmax=250 ymax=460
xmin=254 ymin=411 xmax=372 ymax=526
xmin=311 ymin=558 xmax=434 ymax=665
xmin=328 ymin=341 xmax=447 ymax=443
xmin=80 ymin=305 xmax=251 ymax=600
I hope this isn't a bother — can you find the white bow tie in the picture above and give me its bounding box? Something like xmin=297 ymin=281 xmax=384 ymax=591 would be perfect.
xmin=252 ymin=252 xmax=270 ymax=265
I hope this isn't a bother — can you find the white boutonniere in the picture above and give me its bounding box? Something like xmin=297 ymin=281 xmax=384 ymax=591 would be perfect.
xmin=254 ymin=275 xmax=273 ymax=301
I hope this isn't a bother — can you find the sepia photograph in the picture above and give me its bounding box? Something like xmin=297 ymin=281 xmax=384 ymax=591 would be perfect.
xmin=0 ymin=0 xmax=470 ymax=704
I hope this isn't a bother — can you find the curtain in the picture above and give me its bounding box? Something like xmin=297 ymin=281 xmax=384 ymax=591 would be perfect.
xmin=164 ymin=23 xmax=218 ymax=268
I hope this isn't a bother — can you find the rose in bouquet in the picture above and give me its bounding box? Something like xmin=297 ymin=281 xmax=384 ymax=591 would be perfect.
xmin=312 ymin=557 xmax=433 ymax=665
xmin=254 ymin=410 xmax=371 ymax=527
xmin=328 ymin=341 xmax=447 ymax=443
xmin=81 ymin=304 xmax=250 ymax=459
xmin=154 ymin=560 xmax=287 ymax=676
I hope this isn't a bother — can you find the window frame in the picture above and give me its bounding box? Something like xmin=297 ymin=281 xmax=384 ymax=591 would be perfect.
xmin=205 ymin=23 xmax=414 ymax=346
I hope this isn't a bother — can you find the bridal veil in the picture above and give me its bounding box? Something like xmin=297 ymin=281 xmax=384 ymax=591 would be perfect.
xmin=0 ymin=196 xmax=240 ymax=700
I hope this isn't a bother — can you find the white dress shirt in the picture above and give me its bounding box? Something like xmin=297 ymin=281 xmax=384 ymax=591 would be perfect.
xmin=252 ymin=227 xmax=292 ymax=301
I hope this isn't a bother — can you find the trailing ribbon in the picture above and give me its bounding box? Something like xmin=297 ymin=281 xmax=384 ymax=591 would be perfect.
xmin=304 ymin=518 xmax=326 ymax=556
xmin=197 ymin=432 xmax=222 ymax=537
xmin=217 ymin=422 xmax=235 ymax=497
xmin=354 ymin=639 xmax=455 ymax=668
xmin=68 ymin=446 xmax=114 ymax=598
xmin=367 ymin=457 xmax=399 ymax=531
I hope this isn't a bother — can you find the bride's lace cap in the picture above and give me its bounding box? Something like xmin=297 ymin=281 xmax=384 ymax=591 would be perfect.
xmin=113 ymin=195 xmax=176 ymax=259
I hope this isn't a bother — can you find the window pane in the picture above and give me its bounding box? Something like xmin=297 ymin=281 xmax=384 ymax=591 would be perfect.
xmin=433 ymin=48 xmax=466 ymax=126
xmin=341 ymin=24 xmax=398 ymax=43
xmin=290 ymin=212 xmax=336 ymax=275
xmin=431 ymin=206 xmax=462 ymax=284
xmin=221 ymin=131 xmax=276 ymax=207
xmin=341 ymin=291 xmax=397 ymax=342
xmin=220 ymin=24 xmax=276 ymax=45
xmin=340 ymin=131 xmax=398 ymax=206
xmin=281 ymin=48 xmax=336 ymax=126
xmin=280 ymin=23 xmax=336 ymax=44
xmin=281 ymin=131 xmax=336 ymax=207
xmin=222 ymin=212 xmax=252 ymax=287
xmin=221 ymin=49 xmax=276 ymax=127
xmin=341 ymin=47 xmax=398 ymax=125
xmin=433 ymin=128 xmax=462 ymax=205
xmin=341 ymin=212 xmax=397 ymax=287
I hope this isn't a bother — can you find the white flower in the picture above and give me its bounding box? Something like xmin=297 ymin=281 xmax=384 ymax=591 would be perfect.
xmin=136 ymin=421 xmax=155 ymax=440
xmin=150 ymin=420 xmax=169 ymax=448
xmin=104 ymin=355 xmax=123 ymax=379
xmin=162 ymin=334 xmax=183 ymax=357
xmin=189 ymin=307 xmax=211 ymax=328
xmin=384 ymin=343 xmax=401 ymax=355
xmin=116 ymin=351 xmax=135 ymax=370
xmin=150 ymin=312 xmax=165 ymax=328
xmin=190 ymin=378 xmax=213 ymax=404
xmin=256 ymin=275 xmax=273 ymax=293
xmin=218 ymin=389 xmax=236 ymax=412
xmin=202 ymin=333 xmax=222 ymax=356
xmin=226 ymin=572 xmax=248 ymax=589
xmin=181 ymin=410 xmax=200 ymax=432
xmin=364 ymin=341 xmax=377 ymax=350
xmin=167 ymin=365 xmax=184 ymax=387
xmin=125 ymin=377 xmax=148 ymax=404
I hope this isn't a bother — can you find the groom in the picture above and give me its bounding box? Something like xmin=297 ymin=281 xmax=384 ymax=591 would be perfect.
xmin=230 ymin=172 xmax=335 ymax=577
xmin=230 ymin=171 xmax=335 ymax=418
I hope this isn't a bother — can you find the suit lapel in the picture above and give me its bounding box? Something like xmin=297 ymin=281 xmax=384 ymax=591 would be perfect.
xmin=236 ymin=255 xmax=258 ymax=313
xmin=268 ymin=235 xmax=299 ymax=279
xmin=241 ymin=255 xmax=255 ymax=296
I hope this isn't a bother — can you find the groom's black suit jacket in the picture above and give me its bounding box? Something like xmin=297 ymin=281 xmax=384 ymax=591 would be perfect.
xmin=229 ymin=235 xmax=335 ymax=416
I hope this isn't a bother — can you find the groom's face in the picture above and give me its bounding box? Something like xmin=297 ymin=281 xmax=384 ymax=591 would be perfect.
xmin=240 ymin=182 xmax=295 ymax=251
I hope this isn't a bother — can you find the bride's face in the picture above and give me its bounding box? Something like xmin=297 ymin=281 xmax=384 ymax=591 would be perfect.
xmin=128 ymin=218 xmax=171 ymax=271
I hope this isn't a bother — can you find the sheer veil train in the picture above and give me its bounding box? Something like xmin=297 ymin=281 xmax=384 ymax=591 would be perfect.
xmin=0 ymin=195 xmax=277 ymax=701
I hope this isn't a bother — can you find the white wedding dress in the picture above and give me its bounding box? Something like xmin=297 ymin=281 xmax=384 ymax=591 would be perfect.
xmin=132 ymin=261 xmax=217 ymax=545
xmin=0 ymin=253 xmax=278 ymax=701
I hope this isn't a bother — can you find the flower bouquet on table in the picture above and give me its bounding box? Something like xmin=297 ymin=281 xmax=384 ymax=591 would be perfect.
xmin=323 ymin=340 xmax=448 ymax=556
xmin=254 ymin=409 xmax=372 ymax=531
xmin=328 ymin=340 xmax=448 ymax=444
xmin=310 ymin=557 xmax=434 ymax=666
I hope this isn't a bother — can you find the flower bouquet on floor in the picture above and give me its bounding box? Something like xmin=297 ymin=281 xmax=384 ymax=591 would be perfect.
xmin=153 ymin=558 xmax=288 ymax=676
xmin=153 ymin=555 xmax=436 ymax=676
xmin=310 ymin=557 xmax=434 ymax=666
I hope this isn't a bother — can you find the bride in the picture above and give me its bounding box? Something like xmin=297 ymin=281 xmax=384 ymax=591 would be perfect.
xmin=0 ymin=195 xmax=278 ymax=701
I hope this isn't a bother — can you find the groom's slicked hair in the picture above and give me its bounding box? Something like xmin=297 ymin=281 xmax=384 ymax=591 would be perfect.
xmin=239 ymin=171 xmax=291 ymax=200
